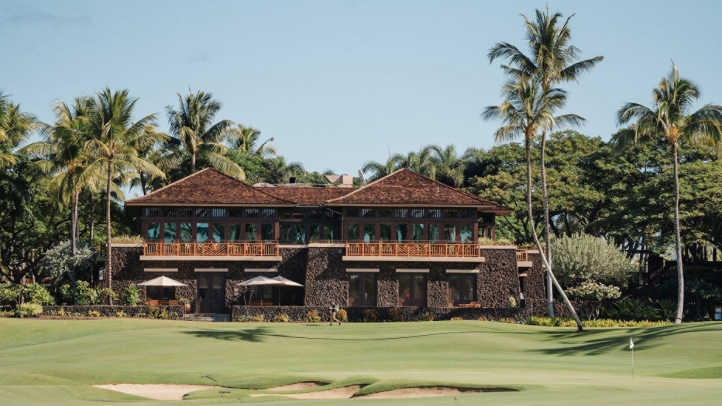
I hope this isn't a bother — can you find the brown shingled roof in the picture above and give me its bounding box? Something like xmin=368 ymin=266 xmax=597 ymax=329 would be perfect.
xmin=125 ymin=168 xmax=295 ymax=206
xmin=326 ymin=168 xmax=512 ymax=213
xmin=257 ymin=186 xmax=353 ymax=206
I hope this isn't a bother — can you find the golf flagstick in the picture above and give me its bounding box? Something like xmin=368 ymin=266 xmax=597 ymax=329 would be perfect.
xmin=630 ymin=337 xmax=635 ymax=380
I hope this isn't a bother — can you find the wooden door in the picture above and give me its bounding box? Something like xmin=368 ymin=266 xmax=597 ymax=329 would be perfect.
xmin=196 ymin=273 xmax=226 ymax=313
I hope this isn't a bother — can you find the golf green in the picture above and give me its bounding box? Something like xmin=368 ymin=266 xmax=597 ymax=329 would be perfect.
xmin=1 ymin=318 xmax=721 ymax=405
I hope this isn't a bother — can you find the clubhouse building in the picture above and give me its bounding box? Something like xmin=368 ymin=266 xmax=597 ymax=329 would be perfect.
xmin=111 ymin=168 xmax=547 ymax=319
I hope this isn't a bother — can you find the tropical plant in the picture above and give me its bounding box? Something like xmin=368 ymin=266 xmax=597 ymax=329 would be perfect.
xmin=261 ymin=156 xmax=305 ymax=184
xmin=605 ymin=297 xmax=660 ymax=321
xmin=37 ymin=240 xmax=97 ymax=282
xmin=361 ymin=155 xmax=401 ymax=181
xmin=306 ymin=309 xmax=321 ymax=323
xmin=124 ymin=284 xmax=140 ymax=306
xmin=615 ymin=64 xmax=722 ymax=323
xmin=165 ymin=90 xmax=242 ymax=176
xmin=489 ymin=7 xmax=603 ymax=317
xmin=16 ymin=303 xmax=43 ymax=318
xmin=395 ymin=146 xmax=436 ymax=178
xmin=428 ymin=144 xmax=466 ymax=187
xmin=482 ymin=73 xmax=584 ymax=330
xmin=552 ymin=233 xmax=635 ymax=288
xmin=0 ymin=91 xmax=37 ymax=166
xmin=84 ymin=88 xmax=165 ymax=298
xmin=226 ymin=124 xmax=277 ymax=158
xmin=566 ymin=282 xmax=621 ymax=320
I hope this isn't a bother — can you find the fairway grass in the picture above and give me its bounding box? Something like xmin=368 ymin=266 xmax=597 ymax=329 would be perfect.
xmin=1 ymin=319 xmax=721 ymax=405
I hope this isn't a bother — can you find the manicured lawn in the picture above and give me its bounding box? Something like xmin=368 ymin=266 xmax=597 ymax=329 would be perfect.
xmin=0 ymin=318 xmax=721 ymax=405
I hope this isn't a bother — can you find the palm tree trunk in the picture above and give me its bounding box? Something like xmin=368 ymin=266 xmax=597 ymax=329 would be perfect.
xmin=140 ymin=172 xmax=147 ymax=195
xmin=191 ymin=152 xmax=196 ymax=173
xmin=71 ymin=176 xmax=78 ymax=306
xmin=540 ymin=131 xmax=554 ymax=318
xmin=673 ymin=143 xmax=685 ymax=324
xmin=106 ymin=158 xmax=114 ymax=304
xmin=89 ymin=190 xmax=95 ymax=244
xmin=526 ymin=137 xmax=583 ymax=331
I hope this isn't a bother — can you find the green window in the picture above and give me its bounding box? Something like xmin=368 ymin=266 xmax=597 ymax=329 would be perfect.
xmin=294 ymin=224 xmax=306 ymax=244
xmin=363 ymin=224 xmax=376 ymax=242
xmin=444 ymin=224 xmax=456 ymax=242
xmin=279 ymin=224 xmax=291 ymax=242
xmin=380 ymin=223 xmax=392 ymax=241
xmin=396 ymin=224 xmax=408 ymax=242
xmin=411 ymin=223 xmax=424 ymax=241
xmin=245 ymin=224 xmax=257 ymax=241
xmin=229 ymin=224 xmax=241 ymax=242
xmin=261 ymin=224 xmax=274 ymax=241
xmin=347 ymin=223 xmax=360 ymax=241
xmin=196 ymin=223 xmax=209 ymax=243
xmin=213 ymin=223 xmax=225 ymax=242
xmin=460 ymin=224 xmax=473 ymax=243
xmin=429 ymin=224 xmax=441 ymax=242
xmin=147 ymin=223 xmax=160 ymax=240
xmin=163 ymin=223 xmax=176 ymax=242
xmin=180 ymin=223 xmax=193 ymax=242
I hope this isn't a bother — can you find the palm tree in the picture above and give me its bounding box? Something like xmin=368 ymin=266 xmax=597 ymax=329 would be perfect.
xmin=615 ymin=64 xmax=722 ymax=324
xmin=165 ymin=90 xmax=243 ymax=178
xmin=227 ymin=124 xmax=277 ymax=158
xmin=84 ymin=88 xmax=166 ymax=298
xmin=361 ymin=155 xmax=402 ymax=181
xmin=262 ymin=156 xmax=305 ymax=184
xmin=0 ymin=91 xmax=36 ymax=166
xmin=488 ymin=7 xmax=603 ymax=316
xmin=395 ymin=146 xmax=437 ymax=178
xmin=428 ymin=144 xmax=466 ymax=187
xmin=483 ymin=74 xmax=585 ymax=331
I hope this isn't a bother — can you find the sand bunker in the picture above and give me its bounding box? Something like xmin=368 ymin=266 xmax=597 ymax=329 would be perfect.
xmin=94 ymin=384 xmax=220 ymax=400
xmin=251 ymin=385 xmax=362 ymax=399
xmin=362 ymin=386 xmax=481 ymax=398
xmin=266 ymin=382 xmax=326 ymax=391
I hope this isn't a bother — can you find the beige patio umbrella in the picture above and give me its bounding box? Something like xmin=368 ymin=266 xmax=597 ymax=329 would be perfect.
xmin=270 ymin=276 xmax=304 ymax=287
xmin=139 ymin=276 xmax=188 ymax=287
xmin=237 ymin=276 xmax=282 ymax=307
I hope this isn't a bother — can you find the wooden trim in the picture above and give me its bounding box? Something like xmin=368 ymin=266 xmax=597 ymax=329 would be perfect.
xmin=245 ymin=268 xmax=278 ymax=273
xmin=144 ymin=268 xmax=178 ymax=273
xmin=345 ymin=241 xmax=485 ymax=258
xmin=345 ymin=268 xmax=380 ymax=273
xmin=343 ymin=256 xmax=485 ymax=263
xmin=445 ymin=269 xmax=479 ymax=274
xmin=141 ymin=255 xmax=282 ymax=262
xmin=396 ymin=268 xmax=429 ymax=273
xmin=143 ymin=241 xmax=279 ymax=257
xmin=195 ymin=268 xmax=229 ymax=273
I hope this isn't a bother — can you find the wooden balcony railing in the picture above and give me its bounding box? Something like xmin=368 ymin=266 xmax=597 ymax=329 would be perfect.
xmin=516 ymin=249 xmax=528 ymax=261
xmin=345 ymin=241 xmax=483 ymax=258
xmin=143 ymin=241 xmax=279 ymax=257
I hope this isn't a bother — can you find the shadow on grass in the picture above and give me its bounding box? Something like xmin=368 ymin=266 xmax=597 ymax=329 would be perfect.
xmin=182 ymin=328 xmax=510 ymax=343
xmin=530 ymin=323 xmax=721 ymax=356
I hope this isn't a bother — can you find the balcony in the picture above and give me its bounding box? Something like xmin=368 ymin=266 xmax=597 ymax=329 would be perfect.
xmin=140 ymin=241 xmax=281 ymax=261
xmin=343 ymin=241 xmax=486 ymax=262
xmin=517 ymin=249 xmax=533 ymax=268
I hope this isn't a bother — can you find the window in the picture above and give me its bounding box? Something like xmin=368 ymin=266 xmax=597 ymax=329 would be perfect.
xmin=295 ymin=224 xmax=306 ymax=244
xmin=361 ymin=208 xmax=375 ymax=217
xmin=346 ymin=208 xmax=359 ymax=217
xmin=245 ymin=224 xmax=257 ymax=241
xmin=229 ymin=208 xmax=244 ymax=218
xmin=309 ymin=210 xmax=324 ymax=219
xmin=212 ymin=208 xmax=227 ymax=217
xmin=448 ymin=274 xmax=476 ymax=305
xmin=245 ymin=209 xmax=259 ymax=218
xmin=163 ymin=208 xmax=175 ymax=217
xmin=196 ymin=208 xmax=210 ymax=217
xmin=147 ymin=223 xmax=160 ymax=240
xmin=213 ymin=223 xmax=225 ymax=242
xmin=444 ymin=224 xmax=457 ymax=242
xmin=429 ymin=224 xmax=441 ymax=242
xmin=229 ymin=224 xmax=241 ymax=242
xmin=428 ymin=209 xmax=442 ymax=218
xmin=279 ymin=209 xmax=292 ymax=219
xmin=444 ymin=209 xmax=458 ymax=218
xmin=279 ymin=224 xmax=292 ymax=242
xmin=393 ymin=209 xmax=408 ymax=218
xmin=309 ymin=225 xmax=321 ymax=240
xmin=177 ymin=207 xmax=193 ymax=217
xmin=379 ymin=208 xmax=392 ymax=218
xmin=180 ymin=223 xmax=193 ymax=242
xmin=460 ymin=209 xmax=474 ymax=218
xmin=460 ymin=224 xmax=473 ymax=243
xmin=348 ymin=274 xmax=376 ymax=306
xmin=323 ymin=226 xmax=333 ymax=241
xmin=399 ymin=273 xmax=426 ymax=306
xmin=379 ymin=224 xmax=392 ymax=241
xmin=196 ymin=223 xmax=209 ymax=242
xmin=145 ymin=208 xmax=161 ymax=217
xmin=163 ymin=223 xmax=176 ymax=242
xmin=363 ymin=224 xmax=376 ymax=242
xmin=261 ymin=209 xmax=277 ymax=217
xmin=480 ymin=213 xmax=494 ymax=223
xmin=410 ymin=209 xmax=425 ymax=218
xmin=261 ymin=224 xmax=274 ymax=241
xmin=347 ymin=223 xmax=360 ymax=241
xmin=396 ymin=224 xmax=408 ymax=242
xmin=411 ymin=224 xmax=424 ymax=241
xmin=293 ymin=211 xmax=306 ymax=219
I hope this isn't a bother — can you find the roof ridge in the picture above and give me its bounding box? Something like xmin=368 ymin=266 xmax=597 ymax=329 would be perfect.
xmin=125 ymin=167 xmax=216 ymax=203
xmin=325 ymin=167 xmax=409 ymax=203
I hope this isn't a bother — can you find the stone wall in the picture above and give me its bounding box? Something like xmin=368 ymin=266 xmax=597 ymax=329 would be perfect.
xmin=523 ymin=251 xmax=546 ymax=300
xmin=478 ymin=248 xmax=520 ymax=307
xmin=43 ymin=305 xmax=184 ymax=319
xmin=304 ymin=247 xmax=347 ymax=306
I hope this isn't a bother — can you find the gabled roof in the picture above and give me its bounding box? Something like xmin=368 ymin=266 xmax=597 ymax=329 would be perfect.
xmin=258 ymin=186 xmax=353 ymax=206
xmin=125 ymin=168 xmax=295 ymax=206
xmin=326 ymin=168 xmax=512 ymax=213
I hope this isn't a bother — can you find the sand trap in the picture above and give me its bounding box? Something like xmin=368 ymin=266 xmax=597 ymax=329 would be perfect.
xmin=94 ymin=384 xmax=220 ymax=400
xmin=266 ymin=382 xmax=326 ymax=391
xmin=361 ymin=386 xmax=474 ymax=398
xmin=251 ymin=385 xmax=362 ymax=399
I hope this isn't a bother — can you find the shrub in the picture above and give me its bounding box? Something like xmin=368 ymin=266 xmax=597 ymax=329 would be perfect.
xmin=477 ymin=316 xmax=489 ymax=321
xmin=336 ymin=309 xmax=348 ymax=322
xmin=306 ymin=310 xmax=321 ymax=323
xmin=0 ymin=284 xmax=21 ymax=305
xmin=115 ymin=311 xmax=125 ymax=318
xmin=552 ymin=233 xmax=635 ymax=288
xmin=59 ymin=281 xmax=98 ymax=305
xmin=656 ymin=298 xmax=677 ymax=320
xmin=450 ymin=316 xmax=463 ymax=321
xmin=508 ymin=296 xmax=517 ymax=308
xmin=146 ymin=306 xmax=161 ymax=319
xmin=566 ymin=282 xmax=621 ymax=320
xmin=37 ymin=240 xmax=97 ymax=282
xmin=1 ymin=283 xmax=55 ymax=306
xmin=252 ymin=314 xmax=265 ymax=322
xmin=478 ymin=237 xmax=514 ymax=246
xmin=0 ymin=310 xmax=15 ymax=318
xmin=605 ymin=298 xmax=660 ymax=320
xmin=274 ymin=313 xmax=289 ymax=323
xmin=361 ymin=309 xmax=378 ymax=322
xmin=88 ymin=310 xmax=101 ymax=317
xmin=526 ymin=316 xmax=671 ymax=328
xmin=112 ymin=235 xmax=143 ymax=244
xmin=17 ymin=303 xmax=43 ymax=317
xmin=237 ymin=315 xmax=252 ymax=322
xmin=124 ymin=284 xmax=140 ymax=306
xmin=420 ymin=312 xmax=434 ymax=321
xmin=388 ymin=308 xmax=404 ymax=322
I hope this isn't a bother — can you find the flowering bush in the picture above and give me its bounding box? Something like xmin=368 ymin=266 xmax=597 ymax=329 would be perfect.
xmin=336 ymin=309 xmax=348 ymax=322
xmin=388 ymin=308 xmax=404 ymax=322
xmin=361 ymin=309 xmax=378 ymax=322
xmin=566 ymin=282 xmax=621 ymax=320
xmin=306 ymin=310 xmax=321 ymax=322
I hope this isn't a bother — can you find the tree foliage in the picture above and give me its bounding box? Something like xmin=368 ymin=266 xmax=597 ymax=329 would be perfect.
xmin=552 ymin=233 xmax=635 ymax=288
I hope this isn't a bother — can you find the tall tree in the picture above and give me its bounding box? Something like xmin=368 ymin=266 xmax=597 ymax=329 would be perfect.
xmin=227 ymin=124 xmax=277 ymax=158
xmin=84 ymin=88 xmax=165 ymax=298
xmin=483 ymin=73 xmax=585 ymax=330
xmin=0 ymin=91 xmax=36 ymax=166
xmin=615 ymin=64 xmax=722 ymax=324
xmin=165 ymin=90 xmax=243 ymax=177
xmin=428 ymin=144 xmax=466 ymax=187
xmin=488 ymin=7 xmax=603 ymax=315
xmin=361 ymin=155 xmax=402 ymax=181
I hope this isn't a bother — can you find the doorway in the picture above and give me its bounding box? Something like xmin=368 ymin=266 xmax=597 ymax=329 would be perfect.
xmin=196 ymin=273 xmax=226 ymax=313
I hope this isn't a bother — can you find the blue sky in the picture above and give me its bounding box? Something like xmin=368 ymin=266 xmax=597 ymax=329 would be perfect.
xmin=3 ymin=0 xmax=722 ymax=185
